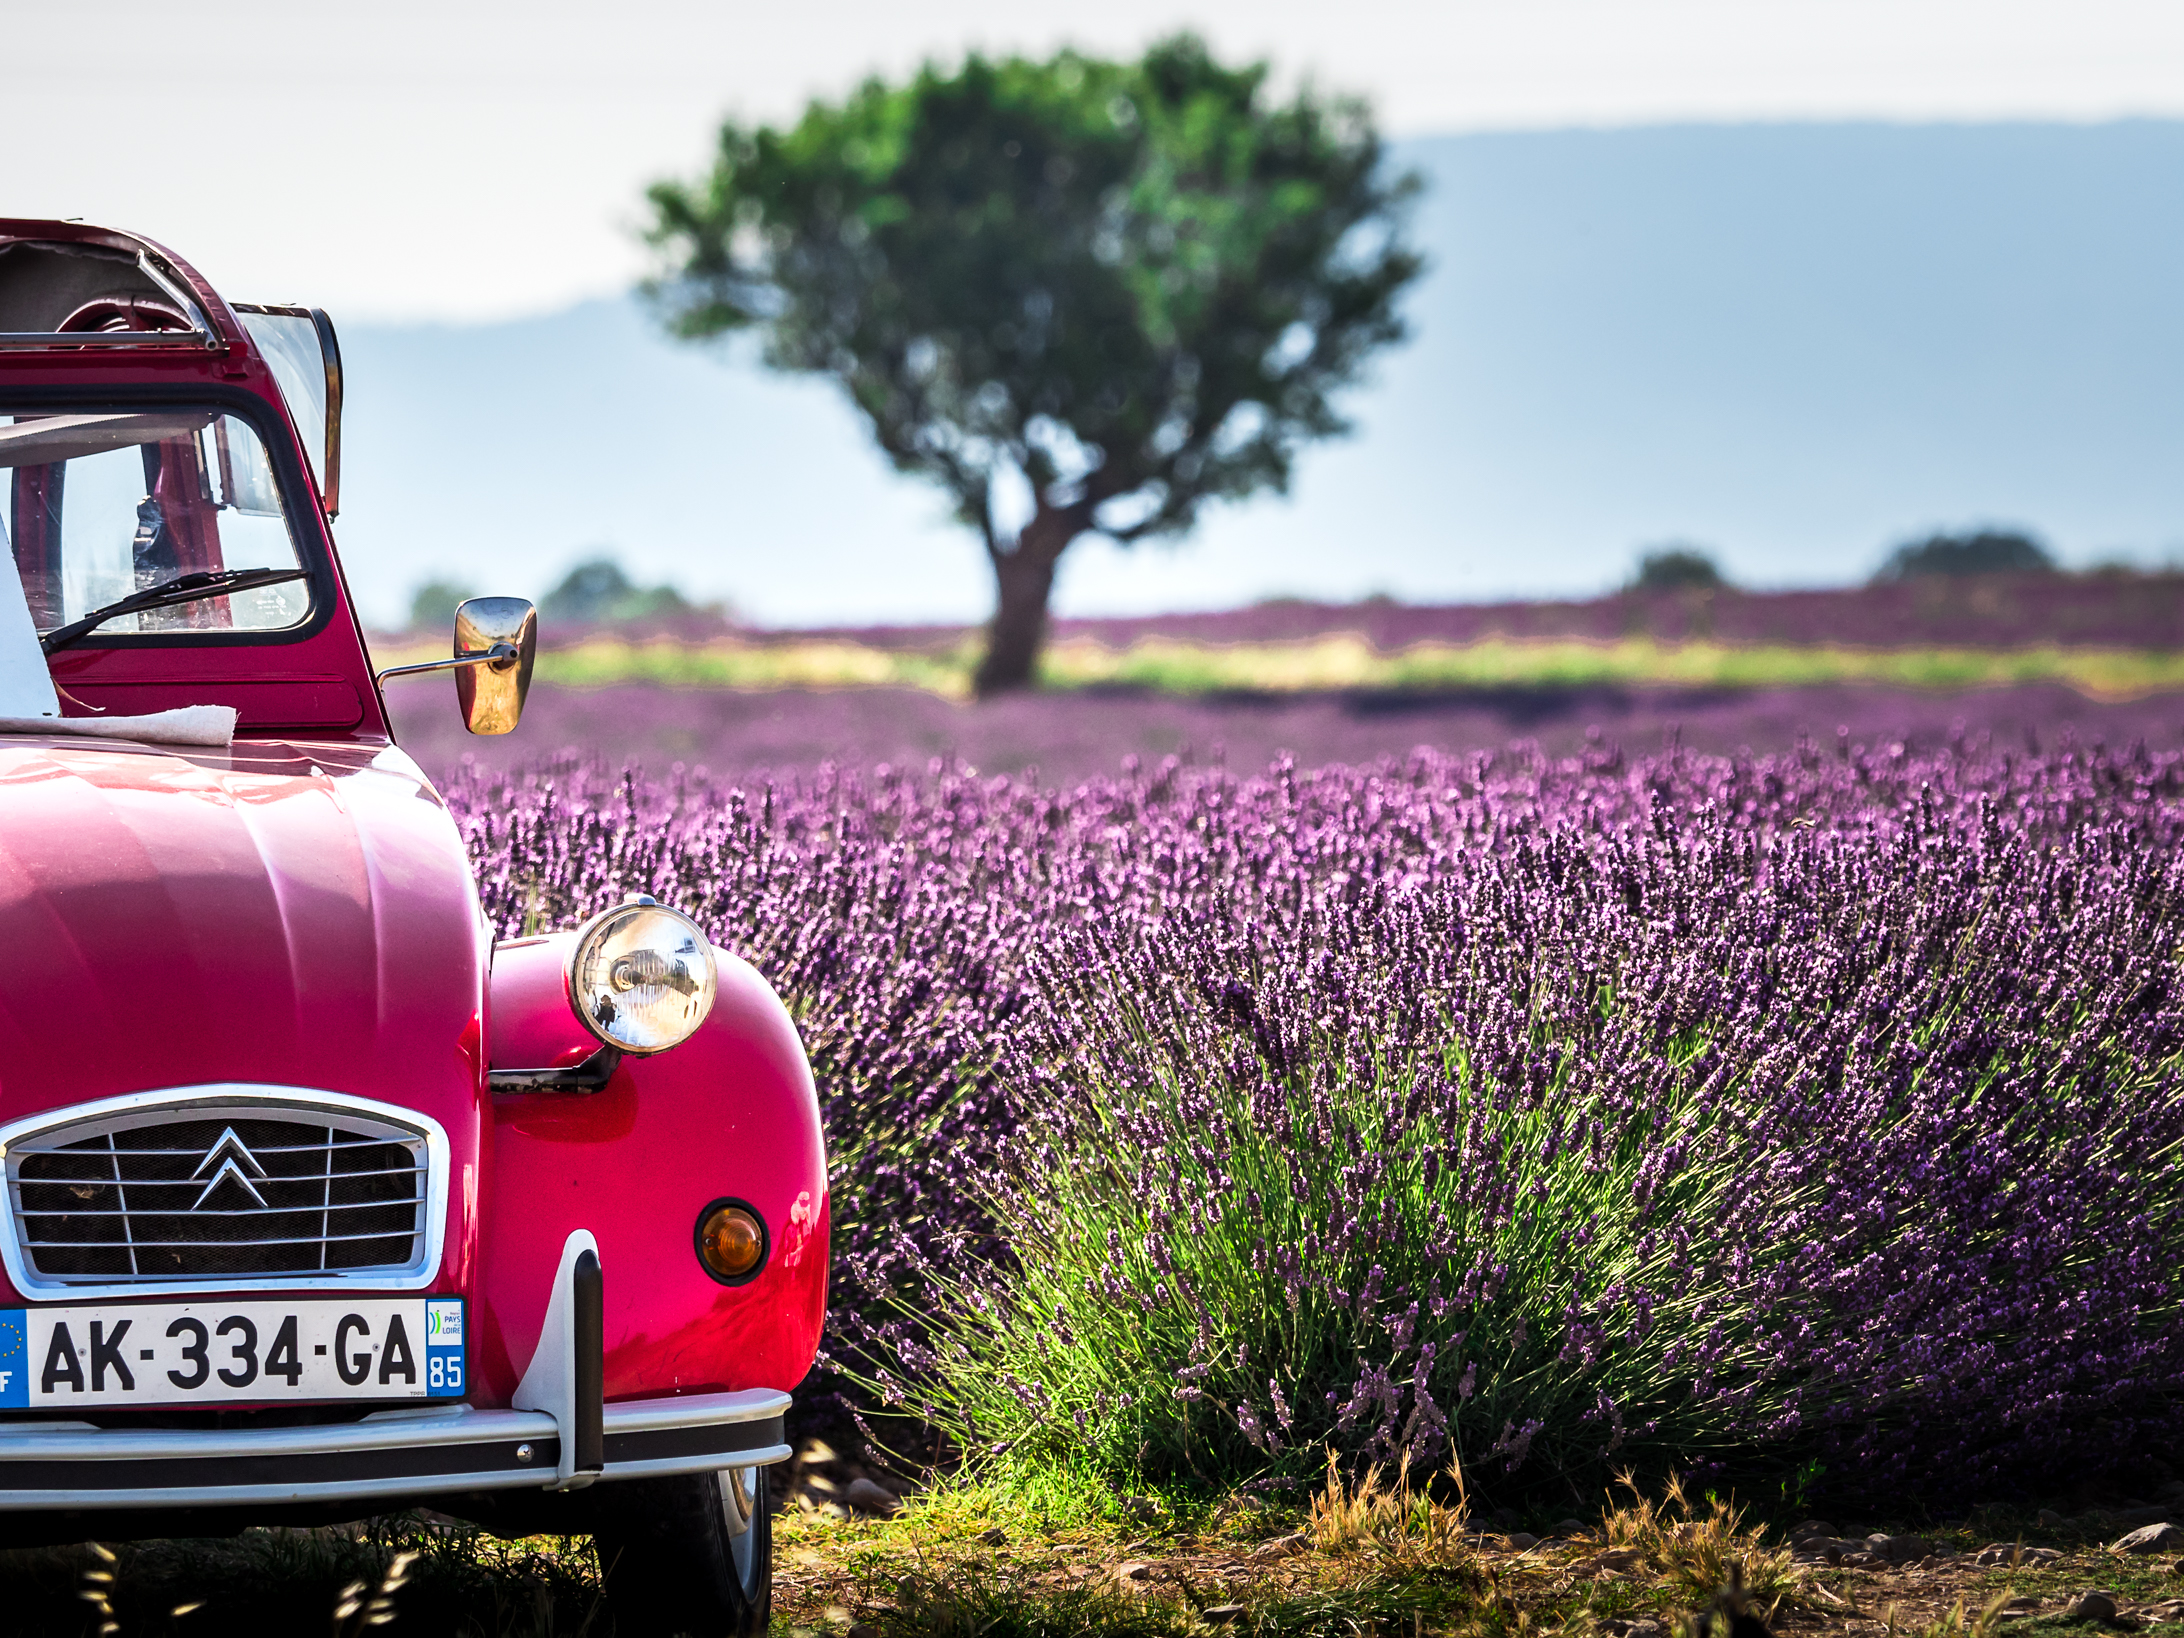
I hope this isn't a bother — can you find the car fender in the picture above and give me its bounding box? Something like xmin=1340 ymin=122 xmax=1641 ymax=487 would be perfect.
xmin=474 ymin=934 xmax=828 ymax=1407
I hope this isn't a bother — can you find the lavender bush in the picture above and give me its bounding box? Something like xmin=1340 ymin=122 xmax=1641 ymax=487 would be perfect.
xmin=447 ymin=734 xmax=2184 ymax=1504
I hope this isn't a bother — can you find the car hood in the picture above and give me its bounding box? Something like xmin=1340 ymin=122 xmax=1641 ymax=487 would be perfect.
xmin=0 ymin=736 xmax=487 ymax=1125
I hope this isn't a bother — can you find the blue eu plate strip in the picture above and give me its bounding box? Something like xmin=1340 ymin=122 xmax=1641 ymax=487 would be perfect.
xmin=0 ymin=1310 xmax=24 ymax=1409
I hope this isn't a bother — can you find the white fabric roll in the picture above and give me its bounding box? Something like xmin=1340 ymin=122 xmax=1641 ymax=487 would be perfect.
xmin=0 ymin=705 xmax=240 ymax=747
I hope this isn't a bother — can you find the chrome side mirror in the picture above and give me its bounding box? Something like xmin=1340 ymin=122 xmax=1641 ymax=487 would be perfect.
xmin=374 ymin=596 xmax=537 ymax=735
xmin=454 ymin=597 xmax=537 ymax=734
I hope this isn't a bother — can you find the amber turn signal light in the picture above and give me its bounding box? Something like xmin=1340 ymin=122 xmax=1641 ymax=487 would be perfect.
xmin=695 ymin=1200 xmax=767 ymax=1285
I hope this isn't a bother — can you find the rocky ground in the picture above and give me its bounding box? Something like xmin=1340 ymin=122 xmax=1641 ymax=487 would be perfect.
xmin=1769 ymin=1512 xmax=2184 ymax=1636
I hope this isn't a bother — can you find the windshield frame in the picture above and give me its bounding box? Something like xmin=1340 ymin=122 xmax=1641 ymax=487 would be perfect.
xmin=0 ymin=382 xmax=339 ymax=653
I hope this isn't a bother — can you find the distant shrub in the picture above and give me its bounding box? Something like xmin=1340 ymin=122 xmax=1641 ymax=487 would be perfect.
xmin=541 ymin=556 xmax=696 ymax=624
xmin=1631 ymin=547 xmax=1727 ymax=591
xmin=2082 ymin=558 xmax=2151 ymax=581
xmin=1874 ymin=530 xmax=2055 ymax=582
xmin=405 ymin=578 xmax=476 ymax=632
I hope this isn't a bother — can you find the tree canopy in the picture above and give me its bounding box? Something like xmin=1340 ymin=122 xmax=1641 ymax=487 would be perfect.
xmin=1874 ymin=529 xmax=2055 ymax=582
xmin=1630 ymin=546 xmax=1727 ymax=592
xmin=406 ymin=577 xmax=476 ymax=633
xmin=540 ymin=557 xmax=695 ymax=624
xmin=645 ymin=35 xmax=1422 ymax=692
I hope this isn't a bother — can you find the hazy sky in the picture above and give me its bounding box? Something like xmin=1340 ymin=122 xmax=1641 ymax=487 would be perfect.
xmin=307 ymin=121 xmax=2184 ymax=627
xmin=11 ymin=0 xmax=2184 ymax=320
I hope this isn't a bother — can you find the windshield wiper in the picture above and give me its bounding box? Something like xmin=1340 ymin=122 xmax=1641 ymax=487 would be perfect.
xmin=40 ymin=567 xmax=310 ymax=655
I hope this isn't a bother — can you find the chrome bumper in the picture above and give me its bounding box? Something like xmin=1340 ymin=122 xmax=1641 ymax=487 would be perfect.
xmin=0 ymin=1387 xmax=790 ymax=1511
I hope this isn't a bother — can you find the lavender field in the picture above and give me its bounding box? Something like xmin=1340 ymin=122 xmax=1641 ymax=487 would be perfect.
xmin=394 ymin=678 xmax=2184 ymax=788
xmin=444 ymin=719 xmax=2184 ymax=1509
xmin=833 ymin=572 xmax=2184 ymax=653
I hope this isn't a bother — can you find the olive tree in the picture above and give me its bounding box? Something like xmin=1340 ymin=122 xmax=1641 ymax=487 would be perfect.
xmin=645 ymin=35 xmax=1422 ymax=693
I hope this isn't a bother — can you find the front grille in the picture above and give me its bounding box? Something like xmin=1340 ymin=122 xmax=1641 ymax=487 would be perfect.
xmin=7 ymin=1105 xmax=432 ymax=1285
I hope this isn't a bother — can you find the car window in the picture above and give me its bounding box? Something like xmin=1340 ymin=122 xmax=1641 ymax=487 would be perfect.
xmin=0 ymin=408 xmax=311 ymax=637
xmin=237 ymin=313 xmax=329 ymax=491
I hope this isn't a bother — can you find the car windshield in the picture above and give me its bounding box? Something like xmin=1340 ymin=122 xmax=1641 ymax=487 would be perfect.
xmin=0 ymin=406 xmax=311 ymax=639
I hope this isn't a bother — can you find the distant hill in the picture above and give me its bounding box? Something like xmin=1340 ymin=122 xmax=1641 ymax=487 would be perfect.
xmin=335 ymin=121 xmax=2184 ymax=630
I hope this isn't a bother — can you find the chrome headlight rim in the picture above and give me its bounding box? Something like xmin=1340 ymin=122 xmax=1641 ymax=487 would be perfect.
xmin=563 ymin=895 xmax=720 ymax=1055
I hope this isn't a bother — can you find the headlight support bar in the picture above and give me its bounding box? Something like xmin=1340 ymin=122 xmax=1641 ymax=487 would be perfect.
xmin=485 ymin=1045 xmax=623 ymax=1095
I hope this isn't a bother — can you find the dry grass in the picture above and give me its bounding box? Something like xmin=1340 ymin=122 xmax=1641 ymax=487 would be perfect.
xmin=1308 ymin=1451 xmax=1473 ymax=1567
xmin=18 ymin=1478 xmax=2177 ymax=1638
xmin=332 ymin=1547 xmax=423 ymax=1635
xmin=1597 ymin=1474 xmax=1796 ymax=1609
xmin=1873 ymin=1593 xmax=2015 ymax=1638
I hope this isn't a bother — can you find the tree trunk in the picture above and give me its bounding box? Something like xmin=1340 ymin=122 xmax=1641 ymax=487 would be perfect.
xmin=973 ymin=507 xmax=1080 ymax=696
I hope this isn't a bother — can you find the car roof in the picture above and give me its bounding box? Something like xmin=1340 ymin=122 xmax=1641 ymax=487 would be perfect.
xmin=0 ymin=218 xmax=253 ymax=357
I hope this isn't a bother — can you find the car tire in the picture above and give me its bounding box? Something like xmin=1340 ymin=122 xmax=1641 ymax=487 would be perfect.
xmin=592 ymin=1464 xmax=771 ymax=1637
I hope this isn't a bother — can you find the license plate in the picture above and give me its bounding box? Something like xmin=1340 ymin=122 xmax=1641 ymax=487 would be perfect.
xmin=0 ymin=1298 xmax=464 ymax=1409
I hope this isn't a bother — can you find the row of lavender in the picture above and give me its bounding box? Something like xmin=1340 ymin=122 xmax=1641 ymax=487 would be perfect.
xmin=796 ymin=572 xmax=2184 ymax=653
xmin=446 ymin=737 xmax=2184 ymax=1503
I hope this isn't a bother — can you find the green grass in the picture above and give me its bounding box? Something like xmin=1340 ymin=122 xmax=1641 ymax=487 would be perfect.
xmin=774 ymin=1473 xmax=1508 ymax=1638
xmin=1041 ymin=633 xmax=2184 ymax=700
xmin=370 ymin=631 xmax=2184 ymax=701
xmin=541 ymin=635 xmax=976 ymax=695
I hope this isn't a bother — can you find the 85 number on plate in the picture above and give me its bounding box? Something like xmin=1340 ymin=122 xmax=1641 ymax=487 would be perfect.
xmin=0 ymin=1298 xmax=464 ymax=1408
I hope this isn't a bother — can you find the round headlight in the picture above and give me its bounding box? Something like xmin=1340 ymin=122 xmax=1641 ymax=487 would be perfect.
xmin=565 ymin=897 xmax=718 ymax=1054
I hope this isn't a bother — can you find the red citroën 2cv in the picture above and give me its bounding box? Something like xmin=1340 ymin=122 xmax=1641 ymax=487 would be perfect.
xmin=0 ymin=219 xmax=826 ymax=1635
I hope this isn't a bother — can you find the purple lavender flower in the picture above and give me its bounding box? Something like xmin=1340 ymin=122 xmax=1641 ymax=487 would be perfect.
xmin=448 ymin=730 xmax=2184 ymax=1504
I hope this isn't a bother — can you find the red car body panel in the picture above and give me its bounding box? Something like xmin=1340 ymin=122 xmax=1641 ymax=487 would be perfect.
xmin=0 ymin=736 xmax=491 ymax=1306
xmin=481 ymin=937 xmax=830 ymax=1405
xmin=0 ymin=219 xmax=827 ymax=1489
